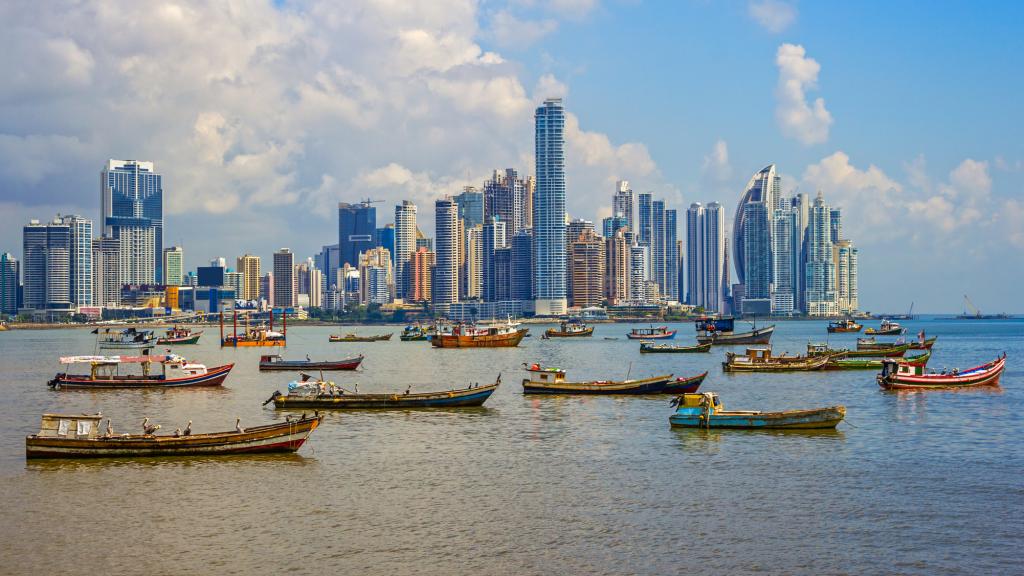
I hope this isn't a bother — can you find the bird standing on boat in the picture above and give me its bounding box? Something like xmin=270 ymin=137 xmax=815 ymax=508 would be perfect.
xmin=105 ymin=419 xmax=114 ymax=437
xmin=235 ymin=418 xmax=245 ymax=433
xmin=183 ymin=420 xmax=192 ymax=436
xmin=174 ymin=428 xmax=181 ymax=437
xmin=142 ymin=418 xmax=160 ymax=435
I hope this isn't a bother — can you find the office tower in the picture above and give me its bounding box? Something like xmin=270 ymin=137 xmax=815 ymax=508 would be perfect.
xmin=830 ymin=208 xmax=842 ymax=244
xmin=358 ymin=247 xmax=393 ymax=304
xmin=300 ymin=264 xmax=323 ymax=308
xmin=394 ymin=201 xmax=417 ymax=299
xmin=53 ymin=215 xmax=92 ymax=307
xmin=455 ymin=187 xmax=485 ymax=229
xmin=570 ymin=229 xmax=605 ymax=308
xmin=272 ymin=248 xmax=295 ymax=308
xmin=260 ymin=272 xmax=274 ymax=304
xmin=533 ymin=98 xmax=567 ymax=316
xmin=637 ymin=193 xmax=653 ymax=247
xmin=237 ymin=254 xmax=261 ymax=300
xmin=0 ymin=253 xmax=18 ymax=316
xmin=805 ymin=192 xmax=836 ymax=315
xmin=197 ymin=264 xmax=225 ymax=287
xmin=602 ymin=215 xmax=628 ymax=240
xmin=23 ymin=219 xmax=72 ymax=312
xmin=771 ymin=207 xmax=796 ymax=314
xmin=163 ymin=246 xmax=184 ymax=287
xmin=511 ymin=230 xmax=533 ymax=302
xmin=605 ymin=228 xmax=631 ymax=305
xmin=482 ymin=218 xmax=507 ymax=302
xmin=462 ymin=225 xmax=483 ymax=299
xmin=338 ymin=201 xmax=377 ymax=267
xmin=612 ymin=180 xmax=635 ymax=235
xmin=629 ymin=245 xmax=649 ymax=303
xmin=685 ymin=203 xmax=703 ymax=306
xmin=92 ymin=237 xmax=120 ymax=307
xmin=790 ymin=193 xmax=810 ymax=310
xmin=296 ymin=259 xmax=313 ymax=296
xmin=704 ymin=202 xmax=727 ymax=313
xmin=493 ymin=247 xmax=512 ymax=302
xmin=433 ymin=197 xmax=459 ymax=306
xmin=664 ymin=208 xmax=679 ymax=301
xmin=409 ymin=247 xmax=435 ymax=303
xmin=376 ymin=225 xmax=395 ymax=266
xmin=834 ymin=240 xmax=858 ymax=314
xmin=733 ymin=164 xmax=780 ymax=294
xmin=741 ymin=201 xmax=772 ymax=314
xmin=316 ymin=244 xmax=340 ymax=291
xmin=484 ymin=169 xmax=529 ymax=234
xmin=102 ymin=160 xmax=163 ymax=283
xmin=651 ymin=200 xmax=666 ymax=297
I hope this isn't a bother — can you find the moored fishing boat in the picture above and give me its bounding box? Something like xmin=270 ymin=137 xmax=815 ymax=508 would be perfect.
xmin=265 ymin=376 xmax=500 ymax=408
xmin=94 ymin=327 xmax=157 ymax=349
xmin=329 ymin=333 xmax=393 ymax=342
xmin=400 ymin=325 xmax=433 ymax=341
xmin=258 ymin=354 xmax=363 ymax=371
xmin=156 ymin=326 xmax=202 ymax=345
xmin=521 ymin=368 xmax=675 ymax=394
xmin=877 ymin=354 xmax=1006 ymax=390
xmin=663 ymin=372 xmax=708 ymax=394
xmin=907 ymin=331 xmax=938 ymax=350
xmin=626 ymin=325 xmax=676 ymax=340
xmin=865 ymin=319 xmax=902 ymax=335
xmin=544 ymin=319 xmax=594 ymax=338
xmin=669 ymin=392 xmax=845 ymax=429
xmin=722 ymin=347 xmax=830 ymax=372
xmin=220 ymin=310 xmax=287 ymax=347
xmin=827 ymin=319 xmax=863 ymax=333
xmin=808 ymin=342 xmax=910 ymax=358
xmin=25 ymin=412 xmax=322 ymax=459
xmin=824 ymin=351 xmax=930 ymax=370
xmin=48 ymin=355 xmax=233 ymax=389
xmin=695 ymin=317 xmax=775 ymax=345
xmin=639 ymin=341 xmax=712 ymax=353
xmin=431 ymin=318 xmax=528 ymax=348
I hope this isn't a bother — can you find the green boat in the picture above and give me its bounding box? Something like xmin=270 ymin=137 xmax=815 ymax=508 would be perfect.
xmin=824 ymin=351 xmax=931 ymax=370
xmin=807 ymin=342 xmax=910 ymax=359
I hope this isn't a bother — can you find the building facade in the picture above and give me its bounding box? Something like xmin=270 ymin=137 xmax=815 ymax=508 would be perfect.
xmin=433 ymin=197 xmax=459 ymax=306
xmin=605 ymin=228 xmax=631 ymax=305
xmin=511 ymin=229 xmax=533 ymax=302
xmin=805 ymin=192 xmax=837 ymax=316
xmin=237 ymin=254 xmax=261 ymax=301
xmin=394 ymin=200 xmax=417 ymax=299
xmin=455 ymin=186 xmax=486 ymax=230
xmin=102 ymin=160 xmax=162 ymax=283
xmin=483 ymin=169 xmax=529 ymax=235
xmin=22 ymin=219 xmax=72 ymax=312
xmin=409 ymin=247 xmax=435 ymax=303
xmin=612 ymin=180 xmax=635 ymax=235
xmin=0 ymin=253 xmax=18 ymax=316
xmin=338 ymin=201 xmax=377 ymax=268
xmin=533 ymin=98 xmax=567 ymax=316
xmin=272 ymin=248 xmax=295 ymax=308
xmin=163 ymin=246 xmax=184 ymax=287
xmin=733 ymin=164 xmax=780 ymax=296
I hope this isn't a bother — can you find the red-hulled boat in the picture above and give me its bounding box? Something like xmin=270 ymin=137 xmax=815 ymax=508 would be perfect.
xmin=663 ymin=371 xmax=708 ymax=394
xmin=157 ymin=326 xmax=202 ymax=345
xmin=877 ymin=354 xmax=1006 ymax=390
xmin=48 ymin=355 xmax=233 ymax=390
xmin=627 ymin=325 xmax=677 ymax=340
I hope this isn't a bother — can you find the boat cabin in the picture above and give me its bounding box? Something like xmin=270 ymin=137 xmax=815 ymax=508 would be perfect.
xmin=807 ymin=343 xmax=836 ymax=357
xmin=881 ymin=359 xmax=925 ymax=378
xmin=673 ymin=392 xmax=723 ymax=413
xmin=33 ymin=413 xmax=104 ymax=440
xmin=696 ymin=317 xmax=735 ymax=333
xmin=260 ymin=355 xmax=284 ymax=363
xmin=631 ymin=326 xmax=671 ymax=336
xmin=529 ymin=370 xmax=568 ymax=384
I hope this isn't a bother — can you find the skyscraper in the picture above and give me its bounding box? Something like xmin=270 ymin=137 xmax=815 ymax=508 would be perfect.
xmin=741 ymin=201 xmax=772 ymax=314
xmin=686 ymin=202 xmax=727 ymax=313
xmin=273 ymin=248 xmax=295 ymax=308
xmin=394 ymin=200 xmax=417 ymax=299
xmin=570 ymin=229 xmax=605 ymax=308
xmin=455 ymin=186 xmax=485 ymax=229
xmin=805 ymin=192 xmax=837 ymax=316
xmin=533 ymin=98 xmax=567 ymax=316
xmin=358 ymin=247 xmax=393 ymax=304
xmin=629 ymin=245 xmax=649 ymax=303
xmin=60 ymin=215 xmax=93 ymax=307
xmin=602 ymin=215 xmax=628 ymax=239
xmin=834 ymin=240 xmax=858 ymax=314
xmin=612 ymin=180 xmax=635 ymax=235
xmin=0 ymin=253 xmax=18 ymax=316
xmin=376 ymin=224 xmax=395 ymax=267
xmin=338 ymin=201 xmax=377 ymax=268
xmin=102 ymin=160 xmax=162 ymax=283
xmin=733 ymin=164 xmax=780 ymax=292
xmin=483 ymin=169 xmax=529 ymax=234
xmin=482 ymin=218 xmax=507 ymax=302
xmin=23 ymin=219 xmax=72 ymax=312
xmin=433 ymin=197 xmax=459 ymax=306
xmin=637 ymin=193 xmax=653 ymax=248
xmin=605 ymin=228 xmax=631 ymax=305
xmin=664 ymin=208 xmax=679 ymax=302
xmin=409 ymin=247 xmax=435 ymax=303
xmin=92 ymin=237 xmax=120 ymax=308
xmin=565 ymin=218 xmax=594 ymax=303
xmin=237 ymin=254 xmax=261 ymax=301
xmin=829 ymin=208 xmax=842 ymax=244
xmin=462 ymin=225 xmax=483 ymax=300
xmin=163 ymin=246 xmax=184 ymax=287
xmin=511 ymin=230 xmax=533 ymax=302
xmin=790 ymin=193 xmax=810 ymax=311
xmin=771 ymin=208 xmax=796 ymax=314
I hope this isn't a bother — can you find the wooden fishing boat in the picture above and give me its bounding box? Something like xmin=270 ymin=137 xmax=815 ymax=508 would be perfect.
xmin=432 ymin=319 xmax=528 ymax=348
xmin=663 ymin=372 xmax=708 ymax=394
xmin=669 ymin=392 xmax=845 ymax=429
xmin=907 ymin=332 xmax=938 ymax=350
xmin=94 ymin=327 xmax=157 ymax=350
xmin=639 ymin=341 xmax=712 ymax=353
xmin=48 ymin=355 xmax=233 ymax=390
xmin=400 ymin=325 xmax=434 ymax=341
xmin=864 ymin=319 xmax=902 ymax=335
xmin=25 ymin=412 xmax=322 ymax=459
xmin=626 ymin=325 xmax=677 ymax=340
xmin=808 ymin=342 xmax=910 ymax=358
xmin=877 ymin=354 xmax=1006 ymax=390
xmin=827 ymin=319 xmax=863 ymax=333
xmin=156 ymin=326 xmax=202 ymax=345
xmin=695 ymin=317 xmax=775 ymax=345
xmin=544 ymin=320 xmax=594 ymax=338
xmin=221 ymin=310 xmax=287 ymax=347
xmin=722 ymin=347 xmax=830 ymax=372
xmin=265 ymin=377 xmax=500 ymax=408
xmin=824 ymin=351 xmax=930 ymax=371
xmin=258 ymin=354 xmax=363 ymax=371
xmin=329 ymin=333 xmax=393 ymax=342
xmin=521 ymin=368 xmax=675 ymax=394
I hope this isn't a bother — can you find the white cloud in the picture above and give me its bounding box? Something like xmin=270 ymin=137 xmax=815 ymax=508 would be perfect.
xmin=749 ymin=0 xmax=798 ymax=33
xmin=801 ymin=151 xmax=902 ymax=235
xmin=489 ymin=10 xmax=559 ymax=49
xmin=701 ymin=139 xmax=732 ymax=182
xmin=775 ymin=43 xmax=832 ymax=145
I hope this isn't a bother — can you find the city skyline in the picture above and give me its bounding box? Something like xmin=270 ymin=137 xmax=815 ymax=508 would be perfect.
xmin=0 ymin=2 xmax=1021 ymax=312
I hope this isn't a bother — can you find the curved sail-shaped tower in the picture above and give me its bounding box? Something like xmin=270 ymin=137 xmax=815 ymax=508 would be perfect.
xmin=732 ymin=164 xmax=780 ymax=286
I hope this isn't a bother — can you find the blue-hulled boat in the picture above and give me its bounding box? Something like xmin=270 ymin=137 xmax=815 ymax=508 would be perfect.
xmin=669 ymin=392 xmax=845 ymax=429
xmin=265 ymin=377 xmax=500 ymax=409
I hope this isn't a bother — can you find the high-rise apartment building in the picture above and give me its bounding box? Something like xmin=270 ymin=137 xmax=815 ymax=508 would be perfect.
xmin=23 ymin=219 xmax=72 ymax=312
xmin=163 ymin=246 xmax=184 ymax=287
xmin=612 ymin=180 xmax=635 ymax=235
xmin=433 ymin=197 xmax=459 ymax=306
xmin=565 ymin=218 xmax=594 ymax=303
xmin=484 ymin=169 xmax=530 ymax=235
xmin=570 ymin=229 xmax=605 ymax=308
xmin=665 ymin=208 xmax=679 ymax=302
xmin=741 ymin=201 xmax=772 ymax=314
xmin=605 ymin=228 xmax=631 ymax=305
xmin=830 ymin=208 xmax=842 ymax=244
xmin=237 ymin=254 xmax=261 ymax=301
xmin=533 ymin=98 xmax=567 ymax=316
xmin=462 ymin=225 xmax=483 ymax=300
xmin=455 ymin=187 xmax=485 ymax=229
xmin=102 ymin=160 xmax=162 ymax=283
xmin=790 ymin=193 xmax=810 ymax=310
xmin=92 ymin=237 xmax=120 ymax=308
xmin=376 ymin=225 xmax=395 ymax=267
xmin=770 ymin=208 xmax=796 ymax=314
xmin=629 ymin=245 xmax=649 ymax=303
xmin=805 ymin=192 xmax=837 ymax=316
xmin=637 ymin=193 xmax=653 ymax=248
xmin=511 ymin=230 xmax=533 ymax=302
xmin=733 ymin=164 xmax=780 ymax=296
xmin=602 ymin=215 xmax=628 ymax=240
xmin=394 ymin=201 xmax=417 ymax=299
xmin=409 ymin=247 xmax=435 ymax=303
xmin=338 ymin=201 xmax=377 ymax=268
xmin=482 ymin=218 xmax=507 ymax=302
xmin=834 ymin=240 xmax=858 ymax=314
xmin=260 ymin=272 xmax=274 ymax=305
xmin=58 ymin=215 xmax=93 ymax=307
xmin=272 ymin=248 xmax=295 ymax=308
xmin=686 ymin=202 xmax=727 ymax=313
xmin=0 ymin=253 xmax=18 ymax=316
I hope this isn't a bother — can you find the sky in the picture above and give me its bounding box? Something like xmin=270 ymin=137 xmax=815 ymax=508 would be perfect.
xmin=0 ymin=0 xmax=1021 ymax=313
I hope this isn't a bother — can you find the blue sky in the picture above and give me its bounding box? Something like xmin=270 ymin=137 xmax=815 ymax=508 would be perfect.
xmin=0 ymin=1 xmax=1021 ymax=312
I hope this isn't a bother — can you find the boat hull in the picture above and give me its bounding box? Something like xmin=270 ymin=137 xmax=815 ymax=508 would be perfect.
xmin=26 ymin=416 xmax=322 ymax=459
xmin=865 ymin=328 xmax=901 ymax=336
xmin=626 ymin=330 xmax=676 ymax=340
xmin=827 ymin=327 xmax=862 ymax=333
xmin=432 ymin=329 xmax=528 ymax=348
xmin=544 ymin=327 xmax=594 ymax=337
xmin=156 ymin=333 xmax=201 ymax=345
xmin=723 ymin=355 xmax=829 ymax=372
xmin=521 ymin=374 xmax=674 ymax=395
xmin=670 ymin=406 xmax=845 ymax=429
xmin=273 ymin=383 xmax=498 ymax=408
xmin=878 ymin=356 xmax=1006 ymax=390
xmin=259 ymin=357 xmax=363 ymax=371
xmin=663 ymin=372 xmax=707 ymax=394
xmin=50 ymin=364 xmax=234 ymax=390
xmin=697 ymin=325 xmax=775 ymax=345
xmin=640 ymin=342 xmax=712 ymax=353
xmin=222 ymin=339 xmax=285 ymax=347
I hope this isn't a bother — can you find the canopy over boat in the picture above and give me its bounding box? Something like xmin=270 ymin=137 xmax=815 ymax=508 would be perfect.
xmin=59 ymin=354 xmax=183 ymax=364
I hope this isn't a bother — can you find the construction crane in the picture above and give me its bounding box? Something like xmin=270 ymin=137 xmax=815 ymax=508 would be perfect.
xmin=962 ymin=294 xmax=981 ymax=318
xmin=361 ymin=198 xmax=385 ymax=206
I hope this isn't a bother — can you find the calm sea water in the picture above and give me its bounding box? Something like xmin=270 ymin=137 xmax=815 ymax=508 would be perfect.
xmin=1 ymin=318 xmax=1021 ymax=575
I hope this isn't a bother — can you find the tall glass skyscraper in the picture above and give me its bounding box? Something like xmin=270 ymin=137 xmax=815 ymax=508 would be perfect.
xmin=394 ymin=201 xmax=417 ymax=299
xmin=806 ymin=192 xmax=837 ymax=316
xmin=433 ymin=197 xmax=459 ymax=306
xmin=612 ymin=180 xmax=635 ymax=235
xmin=533 ymin=98 xmax=567 ymax=316
xmin=511 ymin=230 xmax=533 ymax=302
xmin=338 ymin=201 xmax=377 ymax=268
xmin=484 ymin=170 xmax=529 ymax=235
xmin=23 ymin=218 xmax=72 ymax=311
xmin=665 ymin=208 xmax=679 ymax=302
xmin=770 ymin=208 xmax=796 ymax=314
xmin=455 ymin=187 xmax=485 ymax=230
xmin=733 ymin=164 xmax=780 ymax=289
xmin=741 ymin=202 xmax=772 ymax=314
xmin=482 ymin=218 xmax=507 ymax=302
xmin=637 ymin=193 xmax=653 ymax=248
xmin=102 ymin=160 xmax=162 ymax=284
xmin=0 ymin=252 xmax=19 ymax=316
xmin=60 ymin=215 xmax=93 ymax=306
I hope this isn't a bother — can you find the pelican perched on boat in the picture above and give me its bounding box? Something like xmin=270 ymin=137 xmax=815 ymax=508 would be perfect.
xmin=105 ymin=419 xmax=114 ymax=437
xmin=142 ymin=417 xmax=160 ymax=435
xmin=235 ymin=418 xmax=245 ymax=433
xmin=173 ymin=428 xmax=181 ymax=437
xmin=183 ymin=420 xmax=192 ymax=436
